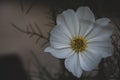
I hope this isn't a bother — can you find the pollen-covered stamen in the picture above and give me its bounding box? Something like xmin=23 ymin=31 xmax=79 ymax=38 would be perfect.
xmin=71 ymin=37 xmax=87 ymax=52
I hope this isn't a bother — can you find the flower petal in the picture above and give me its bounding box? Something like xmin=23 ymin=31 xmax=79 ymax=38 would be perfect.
xmin=65 ymin=53 xmax=83 ymax=78
xmin=50 ymin=25 xmax=71 ymax=48
xmin=57 ymin=15 xmax=73 ymax=38
xmin=79 ymin=50 xmax=101 ymax=71
xmin=79 ymin=20 xmax=94 ymax=37
xmin=76 ymin=7 xmax=95 ymax=22
xmin=58 ymin=9 xmax=79 ymax=36
xmin=87 ymin=40 xmax=112 ymax=48
xmin=87 ymin=32 xmax=112 ymax=42
xmin=87 ymin=28 xmax=113 ymax=48
xmin=96 ymin=18 xmax=110 ymax=26
xmin=87 ymin=46 xmax=113 ymax=58
xmin=86 ymin=23 xmax=113 ymax=40
xmin=44 ymin=47 xmax=73 ymax=59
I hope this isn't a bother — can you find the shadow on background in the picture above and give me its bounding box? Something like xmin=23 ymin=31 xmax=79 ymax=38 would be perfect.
xmin=0 ymin=54 xmax=28 ymax=80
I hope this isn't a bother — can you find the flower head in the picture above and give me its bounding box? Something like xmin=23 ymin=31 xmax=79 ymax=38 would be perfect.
xmin=45 ymin=7 xmax=113 ymax=78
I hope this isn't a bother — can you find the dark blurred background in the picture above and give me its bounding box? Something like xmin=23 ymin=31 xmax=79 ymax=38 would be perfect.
xmin=0 ymin=54 xmax=28 ymax=80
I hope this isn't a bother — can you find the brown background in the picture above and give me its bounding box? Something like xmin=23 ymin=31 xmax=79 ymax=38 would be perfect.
xmin=0 ymin=1 xmax=61 ymax=80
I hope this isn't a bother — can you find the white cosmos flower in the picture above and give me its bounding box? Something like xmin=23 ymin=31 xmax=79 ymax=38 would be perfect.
xmin=44 ymin=7 xmax=113 ymax=78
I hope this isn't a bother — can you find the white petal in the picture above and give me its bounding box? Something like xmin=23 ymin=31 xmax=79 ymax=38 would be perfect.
xmin=51 ymin=25 xmax=70 ymax=43
xmin=57 ymin=15 xmax=73 ymax=38
xmin=87 ymin=40 xmax=112 ymax=48
xmin=76 ymin=7 xmax=95 ymax=22
xmin=79 ymin=50 xmax=101 ymax=71
xmin=87 ymin=33 xmax=112 ymax=42
xmin=50 ymin=25 xmax=71 ymax=48
xmin=87 ymin=46 xmax=113 ymax=58
xmin=44 ymin=47 xmax=73 ymax=59
xmin=87 ymin=30 xmax=113 ymax=47
xmin=79 ymin=20 xmax=94 ymax=37
xmin=61 ymin=9 xmax=79 ymax=36
xmin=50 ymin=41 xmax=70 ymax=48
xmin=96 ymin=18 xmax=110 ymax=26
xmin=86 ymin=23 xmax=113 ymax=40
xmin=65 ymin=53 xmax=83 ymax=78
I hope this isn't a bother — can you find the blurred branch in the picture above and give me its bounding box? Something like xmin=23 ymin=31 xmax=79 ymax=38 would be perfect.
xmin=26 ymin=0 xmax=38 ymax=15
xmin=11 ymin=23 xmax=48 ymax=44
xmin=29 ymin=50 xmax=56 ymax=80
xmin=20 ymin=0 xmax=24 ymax=12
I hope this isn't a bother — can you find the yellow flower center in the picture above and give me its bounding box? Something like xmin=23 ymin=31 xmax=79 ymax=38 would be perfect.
xmin=71 ymin=36 xmax=87 ymax=53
